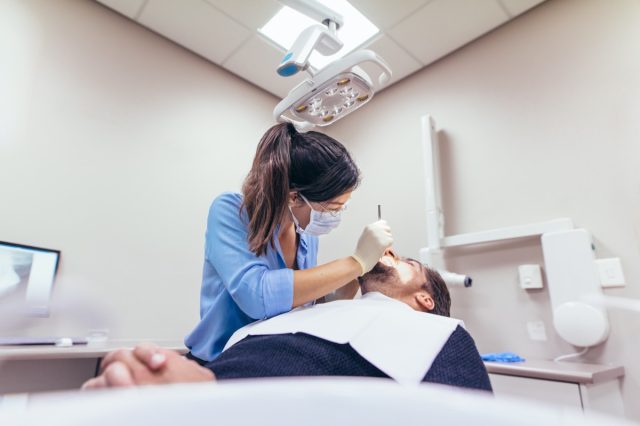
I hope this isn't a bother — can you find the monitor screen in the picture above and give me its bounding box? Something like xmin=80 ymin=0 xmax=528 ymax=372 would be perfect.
xmin=0 ymin=241 xmax=60 ymax=317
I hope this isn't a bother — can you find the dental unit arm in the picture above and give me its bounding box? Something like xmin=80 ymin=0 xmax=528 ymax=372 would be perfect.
xmin=418 ymin=115 xmax=632 ymax=349
xmin=419 ymin=115 xmax=473 ymax=288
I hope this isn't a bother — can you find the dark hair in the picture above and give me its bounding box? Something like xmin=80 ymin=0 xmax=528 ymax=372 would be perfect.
xmin=422 ymin=267 xmax=451 ymax=317
xmin=241 ymin=123 xmax=360 ymax=256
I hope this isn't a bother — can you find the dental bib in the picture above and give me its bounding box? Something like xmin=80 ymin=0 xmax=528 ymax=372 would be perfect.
xmin=224 ymin=292 xmax=463 ymax=385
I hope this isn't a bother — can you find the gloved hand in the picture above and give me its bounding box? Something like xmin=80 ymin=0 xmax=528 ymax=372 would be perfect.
xmin=351 ymin=220 xmax=393 ymax=276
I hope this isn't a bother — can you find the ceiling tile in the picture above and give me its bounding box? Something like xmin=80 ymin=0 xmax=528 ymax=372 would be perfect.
xmin=498 ymin=0 xmax=546 ymax=17
xmin=388 ymin=0 xmax=509 ymax=65
xmin=96 ymin=0 xmax=146 ymax=18
xmin=365 ymin=34 xmax=423 ymax=86
xmin=138 ymin=0 xmax=251 ymax=64
xmin=203 ymin=0 xmax=282 ymax=31
xmin=348 ymin=0 xmax=431 ymax=30
xmin=223 ymin=35 xmax=308 ymax=99
xmin=94 ymin=0 xmax=536 ymax=96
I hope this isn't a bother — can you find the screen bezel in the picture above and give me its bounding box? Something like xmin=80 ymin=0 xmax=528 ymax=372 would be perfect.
xmin=0 ymin=240 xmax=61 ymax=317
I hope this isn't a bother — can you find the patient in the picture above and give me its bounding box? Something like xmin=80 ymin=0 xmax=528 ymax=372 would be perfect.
xmin=83 ymin=250 xmax=491 ymax=391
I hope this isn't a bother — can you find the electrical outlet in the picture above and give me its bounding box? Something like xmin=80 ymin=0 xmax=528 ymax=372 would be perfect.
xmin=518 ymin=264 xmax=543 ymax=289
xmin=527 ymin=321 xmax=548 ymax=341
xmin=596 ymin=258 xmax=626 ymax=288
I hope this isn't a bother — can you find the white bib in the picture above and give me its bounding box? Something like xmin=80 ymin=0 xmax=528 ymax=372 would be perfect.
xmin=224 ymin=292 xmax=463 ymax=384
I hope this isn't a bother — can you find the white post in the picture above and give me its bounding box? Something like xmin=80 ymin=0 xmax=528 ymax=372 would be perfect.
xmin=419 ymin=115 xmax=443 ymax=268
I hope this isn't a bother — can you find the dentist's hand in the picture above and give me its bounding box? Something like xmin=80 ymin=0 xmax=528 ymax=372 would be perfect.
xmin=352 ymin=220 xmax=393 ymax=275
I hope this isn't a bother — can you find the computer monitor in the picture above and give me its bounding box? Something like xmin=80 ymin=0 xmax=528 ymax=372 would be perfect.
xmin=0 ymin=241 xmax=60 ymax=317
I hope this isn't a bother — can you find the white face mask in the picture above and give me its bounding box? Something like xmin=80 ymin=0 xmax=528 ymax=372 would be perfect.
xmin=289 ymin=194 xmax=343 ymax=236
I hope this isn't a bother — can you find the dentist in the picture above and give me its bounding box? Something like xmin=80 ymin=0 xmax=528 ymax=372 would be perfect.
xmin=185 ymin=123 xmax=393 ymax=363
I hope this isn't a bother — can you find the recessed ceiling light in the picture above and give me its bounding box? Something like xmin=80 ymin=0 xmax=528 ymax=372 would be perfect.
xmin=260 ymin=0 xmax=379 ymax=71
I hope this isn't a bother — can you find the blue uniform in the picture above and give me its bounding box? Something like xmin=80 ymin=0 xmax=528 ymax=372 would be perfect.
xmin=185 ymin=192 xmax=319 ymax=361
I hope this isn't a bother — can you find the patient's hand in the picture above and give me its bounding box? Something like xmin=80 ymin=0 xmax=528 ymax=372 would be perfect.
xmin=81 ymin=343 xmax=215 ymax=389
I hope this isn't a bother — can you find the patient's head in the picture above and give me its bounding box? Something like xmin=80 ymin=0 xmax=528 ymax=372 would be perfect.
xmin=358 ymin=249 xmax=451 ymax=317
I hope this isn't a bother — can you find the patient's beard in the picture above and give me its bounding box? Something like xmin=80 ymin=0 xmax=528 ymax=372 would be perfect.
xmin=358 ymin=262 xmax=399 ymax=295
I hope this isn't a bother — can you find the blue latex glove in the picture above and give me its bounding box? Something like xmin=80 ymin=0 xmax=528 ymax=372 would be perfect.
xmin=481 ymin=352 xmax=526 ymax=363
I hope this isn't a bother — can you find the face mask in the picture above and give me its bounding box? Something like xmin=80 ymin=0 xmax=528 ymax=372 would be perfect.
xmin=289 ymin=194 xmax=343 ymax=236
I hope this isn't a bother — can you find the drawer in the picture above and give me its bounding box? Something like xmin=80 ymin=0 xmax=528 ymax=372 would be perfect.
xmin=489 ymin=373 xmax=582 ymax=412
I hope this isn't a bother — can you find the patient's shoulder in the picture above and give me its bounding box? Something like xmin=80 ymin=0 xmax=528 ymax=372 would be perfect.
xmin=425 ymin=325 xmax=492 ymax=392
xmin=444 ymin=325 xmax=480 ymax=354
xmin=434 ymin=325 xmax=489 ymax=375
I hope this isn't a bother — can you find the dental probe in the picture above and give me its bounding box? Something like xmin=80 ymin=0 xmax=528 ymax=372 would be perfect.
xmin=377 ymin=204 xmax=382 ymax=220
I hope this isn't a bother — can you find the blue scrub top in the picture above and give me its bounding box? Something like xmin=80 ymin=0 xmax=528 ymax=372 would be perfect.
xmin=185 ymin=192 xmax=319 ymax=362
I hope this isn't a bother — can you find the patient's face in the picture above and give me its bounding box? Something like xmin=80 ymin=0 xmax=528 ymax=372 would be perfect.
xmin=358 ymin=249 xmax=426 ymax=297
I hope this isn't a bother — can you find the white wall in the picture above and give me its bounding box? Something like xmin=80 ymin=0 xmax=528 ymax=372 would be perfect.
xmin=322 ymin=0 xmax=640 ymax=421
xmin=0 ymin=0 xmax=276 ymax=340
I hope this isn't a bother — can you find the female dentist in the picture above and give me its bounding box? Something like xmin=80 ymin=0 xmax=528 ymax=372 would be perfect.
xmin=185 ymin=123 xmax=393 ymax=363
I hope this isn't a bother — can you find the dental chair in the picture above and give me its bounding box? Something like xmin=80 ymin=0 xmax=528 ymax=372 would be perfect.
xmin=1 ymin=378 xmax=632 ymax=426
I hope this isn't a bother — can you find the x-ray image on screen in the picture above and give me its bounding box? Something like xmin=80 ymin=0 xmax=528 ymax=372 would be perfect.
xmin=0 ymin=242 xmax=60 ymax=316
xmin=0 ymin=248 xmax=33 ymax=297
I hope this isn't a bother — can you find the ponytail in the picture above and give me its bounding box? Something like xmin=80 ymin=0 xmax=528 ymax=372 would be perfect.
xmin=242 ymin=123 xmax=294 ymax=256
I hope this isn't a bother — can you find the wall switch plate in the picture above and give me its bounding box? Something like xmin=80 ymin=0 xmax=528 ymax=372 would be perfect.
xmin=596 ymin=258 xmax=626 ymax=288
xmin=527 ymin=320 xmax=548 ymax=341
xmin=518 ymin=264 xmax=543 ymax=289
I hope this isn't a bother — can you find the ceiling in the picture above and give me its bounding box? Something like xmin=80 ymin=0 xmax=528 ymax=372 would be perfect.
xmin=95 ymin=0 xmax=546 ymax=99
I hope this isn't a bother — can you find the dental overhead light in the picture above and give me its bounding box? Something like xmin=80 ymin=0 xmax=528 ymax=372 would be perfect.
xmin=270 ymin=0 xmax=392 ymax=131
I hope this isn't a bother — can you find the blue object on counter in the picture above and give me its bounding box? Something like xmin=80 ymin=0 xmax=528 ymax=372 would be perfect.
xmin=481 ymin=352 xmax=526 ymax=363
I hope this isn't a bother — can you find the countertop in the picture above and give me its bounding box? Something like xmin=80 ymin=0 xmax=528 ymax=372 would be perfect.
xmin=0 ymin=339 xmax=187 ymax=361
xmin=484 ymin=358 xmax=625 ymax=384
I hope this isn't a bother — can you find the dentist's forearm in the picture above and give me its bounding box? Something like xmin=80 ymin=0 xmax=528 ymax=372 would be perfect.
xmin=333 ymin=279 xmax=360 ymax=300
xmin=292 ymin=257 xmax=361 ymax=307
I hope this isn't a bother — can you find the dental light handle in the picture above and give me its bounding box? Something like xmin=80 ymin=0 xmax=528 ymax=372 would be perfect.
xmin=276 ymin=0 xmax=345 ymax=77
xmin=277 ymin=24 xmax=343 ymax=77
xmin=339 ymin=50 xmax=392 ymax=89
xmin=306 ymin=50 xmax=391 ymax=90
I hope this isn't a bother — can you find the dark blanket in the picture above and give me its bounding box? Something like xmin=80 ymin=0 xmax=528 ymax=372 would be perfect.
xmin=203 ymin=325 xmax=492 ymax=392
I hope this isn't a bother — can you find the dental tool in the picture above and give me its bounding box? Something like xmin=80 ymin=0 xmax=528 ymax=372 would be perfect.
xmin=419 ymin=248 xmax=473 ymax=288
xmin=377 ymin=204 xmax=381 ymax=221
xmin=437 ymin=271 xmax=473 ymax=288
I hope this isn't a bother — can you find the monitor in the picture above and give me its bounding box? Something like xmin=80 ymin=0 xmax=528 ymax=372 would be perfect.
xmin=0 ymin=241 xmax=60 ymax=317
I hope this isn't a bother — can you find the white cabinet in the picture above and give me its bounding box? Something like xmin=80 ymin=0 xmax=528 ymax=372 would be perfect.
xmin=485 ymin=359 xmax=625 ymax=418
xmin=0 ymin=340 xmax=186 ymax=394
xmin=489 ymin=374 xmax=582 ymax=413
